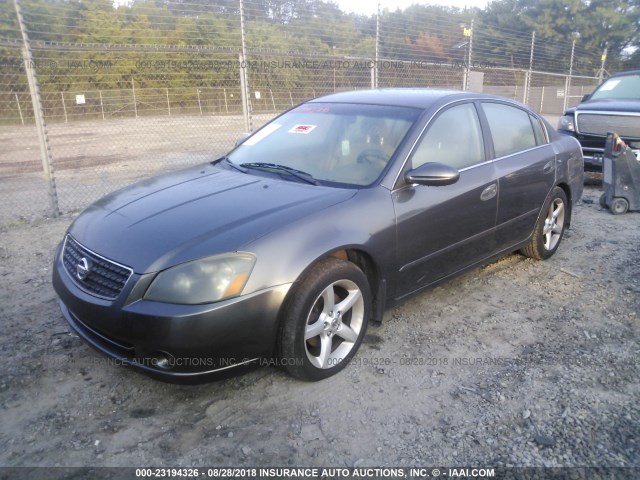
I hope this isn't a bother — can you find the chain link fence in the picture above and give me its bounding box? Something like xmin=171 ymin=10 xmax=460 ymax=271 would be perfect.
xmin=0 ymin=0 xmax=606 ymax=224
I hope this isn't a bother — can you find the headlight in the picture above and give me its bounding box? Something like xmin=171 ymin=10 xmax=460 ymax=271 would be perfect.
xmin=144 ymin=253 xmax=256 ymax=304
xmin=558 ymin=114 xmax=575 ymax=132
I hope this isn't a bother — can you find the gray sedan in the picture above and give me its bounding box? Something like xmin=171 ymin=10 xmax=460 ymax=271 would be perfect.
xmin=52 ymin=89 xmax=584 ymax=382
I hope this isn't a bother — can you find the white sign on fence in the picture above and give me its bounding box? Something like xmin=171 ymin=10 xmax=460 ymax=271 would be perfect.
xmin=556 ymin=89 xmax=565 ymax=98
xmin=76 ymin=94 xmax=86 ymax=105
xmin=255 ymin=91 xmax=261 ymax=99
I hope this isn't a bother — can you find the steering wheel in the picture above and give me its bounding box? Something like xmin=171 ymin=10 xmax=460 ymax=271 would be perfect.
xmin=357 ymin=149 xmax=389 ymax=169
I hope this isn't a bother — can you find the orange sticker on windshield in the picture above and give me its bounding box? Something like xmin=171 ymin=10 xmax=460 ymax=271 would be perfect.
xmin=288 ymin=124 xmax=317 ymax=134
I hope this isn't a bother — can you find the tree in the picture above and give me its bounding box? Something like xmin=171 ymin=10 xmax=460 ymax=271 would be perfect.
xmin=478 ymin=0 xmax=640 ymax=74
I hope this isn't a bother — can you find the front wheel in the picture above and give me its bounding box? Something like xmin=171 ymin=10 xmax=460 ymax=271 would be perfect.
xmin=521 ymin=187 xmax=568 ymax=261
xmin=278 ymin=257 xmax=371 ymax=381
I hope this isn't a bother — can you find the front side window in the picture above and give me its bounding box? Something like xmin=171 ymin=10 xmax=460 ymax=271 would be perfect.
xmin=482 ymin=103 xmax=537 ymax=158
xmin=227 ymin=103 xmax=420 ymax=187
xmin=411 ymin=102 xmax=485 ymax=171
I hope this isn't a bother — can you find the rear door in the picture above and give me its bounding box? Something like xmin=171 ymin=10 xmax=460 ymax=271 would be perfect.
xmin=479 ymin=102 xmax=556 ymax=251
xmin=393 ymin=101 xmax=498 ymax=298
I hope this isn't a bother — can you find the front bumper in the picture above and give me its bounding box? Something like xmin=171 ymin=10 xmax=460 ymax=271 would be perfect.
xmin=52 ymin=242 xmax=291 ymax=382
xmin=560 ymin=130 xmax=640 ymax=172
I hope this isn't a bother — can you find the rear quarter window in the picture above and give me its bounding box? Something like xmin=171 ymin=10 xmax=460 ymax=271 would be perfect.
xmin=530 ymin=114 xmax=547 ymax=145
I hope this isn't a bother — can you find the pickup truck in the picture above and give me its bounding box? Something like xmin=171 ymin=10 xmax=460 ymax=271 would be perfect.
xmin=558 ymin=70 xmax=640 ymax=171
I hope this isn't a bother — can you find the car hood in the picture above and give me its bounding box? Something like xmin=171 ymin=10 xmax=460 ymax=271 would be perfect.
xmin=68 ymin=164 xmax=356 ymax=273
xmin=573 ymin=98 xmax=640 ymax=114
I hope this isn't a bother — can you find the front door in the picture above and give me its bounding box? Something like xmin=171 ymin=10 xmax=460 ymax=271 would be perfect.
xmin=393 ymin=101 xmax=498 ymax=299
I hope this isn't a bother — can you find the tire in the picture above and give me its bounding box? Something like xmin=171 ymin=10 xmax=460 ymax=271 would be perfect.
xmin=610 ymin=197 xmax=629 ymax=215
xmin=521 ymin=186 xmax=568 ymax=261
xmin=278 ymin=257 xmax=371 ymax=381
xmin=599 ymin=193 xmax=607 ymax=209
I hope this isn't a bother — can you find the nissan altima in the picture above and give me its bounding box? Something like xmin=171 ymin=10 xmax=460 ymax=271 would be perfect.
xmin=52 ymin=89 xmax=584 ymax=382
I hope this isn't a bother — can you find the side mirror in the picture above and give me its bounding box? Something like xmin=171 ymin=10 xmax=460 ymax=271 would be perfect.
xmin=405 ymin=162 xmax=460 ymax=186
xmin=581 ymin=94 xmax=591 ymax=102
xmin=235 ymin=133 xmax=251 ymax=147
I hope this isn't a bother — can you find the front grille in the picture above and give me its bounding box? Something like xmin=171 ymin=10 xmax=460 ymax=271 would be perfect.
xmin=577 ymin=113 xmax=640 ymax=138
xmin=62 ymin=235 xmax=132 ymax=300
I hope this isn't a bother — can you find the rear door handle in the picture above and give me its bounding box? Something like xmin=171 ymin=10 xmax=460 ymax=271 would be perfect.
xmin=543 ymin=160 xmax=554 ymax=174
xmin=480 ymin=183 xmax=497 ymax=201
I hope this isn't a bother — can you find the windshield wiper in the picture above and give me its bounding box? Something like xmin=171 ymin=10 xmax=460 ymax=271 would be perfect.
xmin=239 ymin=162 xmax=320 ymax=185
xmin=216 ymin=156 xmax=248 ymax=173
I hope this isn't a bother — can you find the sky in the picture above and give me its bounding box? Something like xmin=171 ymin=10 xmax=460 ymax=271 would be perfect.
xmin=335 ymin=0 xmax=490 ymax=15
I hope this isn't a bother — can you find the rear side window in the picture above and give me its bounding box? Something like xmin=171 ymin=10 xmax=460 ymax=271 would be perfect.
xmin=482 ymin=103 xmax=537 ymax=158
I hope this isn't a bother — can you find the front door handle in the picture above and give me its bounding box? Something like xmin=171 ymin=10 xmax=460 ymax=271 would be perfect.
xmin=480 ymin=183 xmax=497 ymax=201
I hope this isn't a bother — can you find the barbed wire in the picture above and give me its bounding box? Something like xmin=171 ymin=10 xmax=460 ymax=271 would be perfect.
xmin=1 ymin=0 xmax=606 ymax=69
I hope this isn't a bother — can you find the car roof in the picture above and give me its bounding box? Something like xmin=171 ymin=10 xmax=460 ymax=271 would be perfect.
xmin=309 ymin=88 xmax=517 ymax=109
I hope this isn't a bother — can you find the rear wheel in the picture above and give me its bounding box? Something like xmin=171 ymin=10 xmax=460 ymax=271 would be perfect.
xmin=610 ymin=197 xmax=629 ymax=215
xmin=278 ymin=257 xmax=371 ymax=381
xmin=521 ymin=187 xmax=568 ymax=260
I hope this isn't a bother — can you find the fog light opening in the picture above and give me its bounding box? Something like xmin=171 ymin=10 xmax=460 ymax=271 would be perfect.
xmin=150 ymin=351 xmax=174 ymax=370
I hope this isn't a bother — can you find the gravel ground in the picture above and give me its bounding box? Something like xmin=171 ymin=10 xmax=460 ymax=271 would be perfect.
xmin=0 ymin=183 xmax=638 ymax=472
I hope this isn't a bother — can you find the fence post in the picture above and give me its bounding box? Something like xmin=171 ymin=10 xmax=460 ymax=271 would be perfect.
xmin=333 ymin=46 xmax=336 ymax=91
xmin=374 ymin=2 xmax=380 ymax=88
xmin=464 ymin=19 xmax=474 ymax=91
xmin=524 ymin=31 xmax=535 ymax=105
xmin=15 ymin=93 xmax=24 ymax=125
xmin=563 ymin=40 xmax=575 ymax=112
xmin=131 ymin=76 xmax=138 ymax=118
xmin=539 ymin=86 xmax=545 ymax=113
xmin=223 ymin=87 xmax=228 ymax=113
xmin=270 ymin=89 xmax=276 ymax=110
xmin=239 ymin=53 xmax=251 ymax=131
xmin=197 ymin=89 xmax=202 ymax=115
xmin=13 ymin=0 xmax=59 ymax=217
xmin=99 ymin=90 xmax=105 ymax=120
xmin=166 ymin=87 xmax=171 ymax=116
xmin=370 ymin=61 xmax=375 ymax=89
xmin=598 ymin=47 xmax=607 ymax=84
xmin=239 ymin=0 xmax=252 ymax=132
xmin=61 ymin=92 xmax=68 ymax=123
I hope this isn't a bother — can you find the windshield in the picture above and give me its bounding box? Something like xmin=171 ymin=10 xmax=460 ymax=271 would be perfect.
xmin=590 ymin=74 xmax=640 ymax=100
xmin=226 ymin=102 xmax=421 ymax=187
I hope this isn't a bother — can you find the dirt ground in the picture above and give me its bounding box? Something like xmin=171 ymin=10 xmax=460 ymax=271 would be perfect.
xmin=0 ymin=180 xmax=638 ymax=472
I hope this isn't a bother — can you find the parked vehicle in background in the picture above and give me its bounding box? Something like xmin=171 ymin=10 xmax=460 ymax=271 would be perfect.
xmin=52 ymin=89 xmax=584 ymax=383
xmin=558 ymin=70 xmax=640 ymax=171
